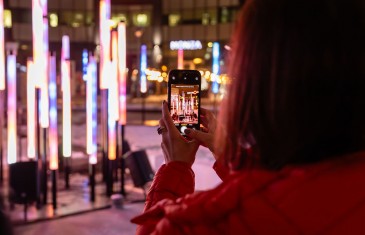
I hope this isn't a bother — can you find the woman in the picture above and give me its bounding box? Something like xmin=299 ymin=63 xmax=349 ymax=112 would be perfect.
xmin=132 ymin=0 xmax=365 ymax=234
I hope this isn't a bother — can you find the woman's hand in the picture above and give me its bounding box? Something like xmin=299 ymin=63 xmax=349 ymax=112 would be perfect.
xmin=183 ymin=108 xmax=217 ymax=159
xmin=159 ymin=101 xmax=199 ymax=166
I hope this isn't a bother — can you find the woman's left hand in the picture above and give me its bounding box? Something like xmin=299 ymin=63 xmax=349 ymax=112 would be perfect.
xmin=159 ymin=101 xmax=199 ymax=166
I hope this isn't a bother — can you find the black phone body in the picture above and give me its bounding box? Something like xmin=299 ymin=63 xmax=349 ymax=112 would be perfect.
xmin=168 ymin=69 xmax=201 ymax=135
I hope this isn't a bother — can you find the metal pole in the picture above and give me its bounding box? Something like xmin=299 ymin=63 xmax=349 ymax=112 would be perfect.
xmin=107 ymin=159 xmax=114 ymax=197
xmin=142 ymin=95 xmax=145 ymax=124
xmin=114 ymin=123 xmax=118 ymax=182
xmin=89 ymin=163 xmax=96 ymax=202
xmin=51 ymin=169 xmax=57 ymax=209
xmin=0 ymin=92 xmax=3 ymax=183
xmin=64 ymin=157 xmax=70 ymax=189
xmin=120 ymin=124 xmax=126 ymax=196
xmin=42 ymin=128 xmax=47 ymax=204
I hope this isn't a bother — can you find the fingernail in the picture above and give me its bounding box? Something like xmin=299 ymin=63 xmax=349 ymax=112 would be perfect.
xmin=184 ymin=129 xmax=191 ymax=134
xmin=163 ymin=100 xmax=166 ymax=105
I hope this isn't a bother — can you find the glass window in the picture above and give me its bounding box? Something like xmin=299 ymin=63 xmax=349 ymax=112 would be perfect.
xmin=169 ymin=14 xmax=180 ymax=26
xmin=4 ymin=10 xmax=12 ymax=28
xmin=132 ymin=13 xmax=150 ymax=27
xmin=49 ymin=13 xmax=58 ymax=27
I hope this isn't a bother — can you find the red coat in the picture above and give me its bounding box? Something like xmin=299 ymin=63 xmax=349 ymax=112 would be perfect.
xmin=132 ymin=152 xmax=365 ymax=234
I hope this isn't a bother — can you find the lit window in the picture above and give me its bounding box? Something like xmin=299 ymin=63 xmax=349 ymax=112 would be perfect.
xmin=133 ymin=13 xmax=149 ymax=27
xmin=4 ymin=10 xmax=12 ymax=28
xmin=169 ymin=14 xmax=180 ymax=26
xmin=49 ymin=13 xmax=58 ymax=27
xmin=202 ymin=13 xmax=209 ymax=25
xmin=221 ymin=7 xmax=229 ymax=23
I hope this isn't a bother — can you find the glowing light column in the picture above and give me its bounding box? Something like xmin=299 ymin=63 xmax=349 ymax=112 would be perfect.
xmin=49 ymin=53 xmax=58 ymax=170
xmin=0 ymin=0 xmax=5 ymax=90
xmin=99 ymin=0 xmax=111 ymax=89
xmin=108 ymin=31 xmax=119 ymax=161
xmin=212 ymin=42 xmax=220 ymax=94
xmin=140 ymin=45 xmax=147 ymax=94
xmin=7 ymin=51 xmax=16 ymax=164
xmin=27 ymin=60 xmax=36 ymax=159
xmin=87 ymin=55 xmax=97 ymax=202
xmin=118 ymin=22 xmax=127 ymax=126
xmin=87 ymin=55 xmax=97 ymax=164
xmin=61 ymin=35 xmax=71 ymax=189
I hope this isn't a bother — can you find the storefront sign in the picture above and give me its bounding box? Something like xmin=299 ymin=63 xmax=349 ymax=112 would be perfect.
xmin=170 ymin=40 xmax=202 ymax=50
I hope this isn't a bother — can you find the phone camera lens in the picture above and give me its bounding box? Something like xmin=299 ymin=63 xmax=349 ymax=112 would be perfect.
xmin=184 ymin=77 xmax=187 ymax=80
xmin=195 ymin=77 xmax=198 ymax=80
xmin=172 ymin=76 xmax=175 ymax=80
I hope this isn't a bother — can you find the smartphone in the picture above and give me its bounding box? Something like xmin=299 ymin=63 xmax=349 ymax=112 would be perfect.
xmin=168 ymin=69 xmax=201 ymax=135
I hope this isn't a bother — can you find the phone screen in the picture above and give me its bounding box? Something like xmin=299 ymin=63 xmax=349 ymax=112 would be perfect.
xmin=168 ymin=70 xmax=201 ymax=135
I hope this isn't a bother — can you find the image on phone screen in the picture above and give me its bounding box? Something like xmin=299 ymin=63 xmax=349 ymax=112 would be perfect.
xmin=170 ymin=84 xmax=199 ymax=125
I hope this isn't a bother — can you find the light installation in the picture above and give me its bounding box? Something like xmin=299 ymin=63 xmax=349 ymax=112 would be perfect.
xmin=49 ymin=54 xmax=58 ymax=170
xmin=32 ymin=0 xmax=49 ymax=128
xmin=107 ymin=31 xmax=119 ymax=161
xmin=61 ymin=35 xmax=70 ymax=90
xmin=177 ymin=49 xmax=183 ymax=69
xmin=27 ymin=59 xmax=36 ymax=159
xmin=87 ymin=55 xmax=97 ymax=164
xmin=0 ymin=0 xmax=5 ymax=90
xmin=99 ymin=0 xmax=111 ymax=89
xmin=62 ymin=60 xmax=71 ymax=158
xmin=212 ymin=42 xmax=220 ymax=94
xmin=118 ymin=22 xmax=127 ymax=125
xmin=7 ymin=52 xmax=16 ymax=164
xmin=82 ymin=49 xmax=88 ymax=81
xmin=140 ymin=45 xmax=147 ymax=93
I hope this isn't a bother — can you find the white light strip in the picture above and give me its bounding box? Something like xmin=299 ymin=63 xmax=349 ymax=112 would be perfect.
xmin=49 ymin=53 xmax=58 ymax=170
xmin=118 ymin=22 xmax=127 ymax=125
xmin=27 ymin=59 xmax=36 ymax=159
xmin=87 ymin=55 xmax=98 ymax=164
xmin=0 ymin=0 xmax=5 ymax=90
xmin=7 ymin=52 xmax=17 ymax=164
xmin=62 ymin=60 xmax=71 ymax=157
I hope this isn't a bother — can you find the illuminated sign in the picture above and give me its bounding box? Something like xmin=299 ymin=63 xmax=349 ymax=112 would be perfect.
xmin=170 ymin=40 xmax=202 ymax=50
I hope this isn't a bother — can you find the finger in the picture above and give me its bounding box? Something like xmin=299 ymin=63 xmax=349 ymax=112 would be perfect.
xmin=184 ymin=128 xmax=211 ymax=146
xmin=161 ymin=101 xmax=178 ymax=134
xmin=200 ymin=115 xmax=209 ymax=128
xmin=161 ymin=142 xmax=169 ymax=162
xmin=200 ymin=126 xmax=209 ymax=133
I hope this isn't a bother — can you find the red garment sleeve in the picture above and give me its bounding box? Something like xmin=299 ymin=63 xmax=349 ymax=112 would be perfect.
xmin=144 ymin=161 xmax=195 ymax=212
xmin=213 ymin=161 xmax=230 ymax=181
xmin=136 ymin=161 xmax=195 ymax=235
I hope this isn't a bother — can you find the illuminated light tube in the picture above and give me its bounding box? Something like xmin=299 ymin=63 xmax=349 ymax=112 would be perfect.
xmin=177 ymin=49 xmax=183 ymax=69
xmin=32 ymin=0 xmax=43 ymax=88
xmin=140 ymin=44 xmax=147 ymax=93
xmin=82 ymin=49 xmax=88 ymax=81
xmin=118 ymin=22 xmax=127 ymax=125
xmin=99 ymin=0 xmax=111 ymax=89
xmin=212 ymin=42 xmax=220 ymax=94
xmin=107 ymin=94 xmax=116 ymax=160
xmin=49 ymin=53 xmax=58 ymax=170
xmin=87 ymin=55 xmax=98 ymax=164
xmin=7 ymin=52 xmax=17 ymax=164
xmin=62 ymin=60 xmax=71 ymax=158
xmin=27 ymin=59 xmax=36 ymax=159
xmin=40 ymin=17 xmax=49 ymax=128
xmin=61 ymin=35 xmax=70 ymax=91
xmin=0 ymin=0 xmax=5 ymax=90
xmin=110 ymin=30 xmax=119 ymax=121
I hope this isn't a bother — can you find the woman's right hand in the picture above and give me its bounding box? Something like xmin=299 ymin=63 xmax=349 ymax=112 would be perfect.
xmin=184 ymin=108 xmax=218 ymax=158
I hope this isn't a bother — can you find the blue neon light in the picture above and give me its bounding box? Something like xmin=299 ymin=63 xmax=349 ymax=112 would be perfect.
xmin=212 ymin=42 xmax=220 ymax=94
xmin=82 ymin=49 xmax=88 ymax=81
xmin=140 ymin=44 xmax=147 ymax=93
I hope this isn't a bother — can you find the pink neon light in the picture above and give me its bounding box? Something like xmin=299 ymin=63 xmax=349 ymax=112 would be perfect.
xmin=0 ymin=0 xmax=5 ymax=90
xmin=118 ymin=22 xmax=127 ymax=125
xmin=110 ymin=30 xmax=119 ymax=121
xmin=99 ymin=0 xmax=111 ymax=89
xmin=40 ymin=17 xmax=49 ymax=128
xmin=32 ymin=0 xmax=43 ymax=88
xmin=178 ymin=49 xmax=184 ymax=69
xmin=27 ymin=59 xmax=36 ymax=159
xmin=61 ymin=35 xmax=70 ymax=92
xmin=62 ymin=60 xmax=71 ymax=157
xmin=7 ymin=53 xmax=17 ymax=164
xmin=87 ymin=55 xmax=97 ymax=164
xmin=49 ymin=54 xmax=58 ymax=170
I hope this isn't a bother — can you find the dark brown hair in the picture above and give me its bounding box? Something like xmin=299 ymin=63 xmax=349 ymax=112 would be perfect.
xmin=217 ymin=0 xmax=365 ymax=170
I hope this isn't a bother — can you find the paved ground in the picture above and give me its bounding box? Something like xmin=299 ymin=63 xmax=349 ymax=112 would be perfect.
xmin=6 ymin=124 xmax=221 ymax=234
